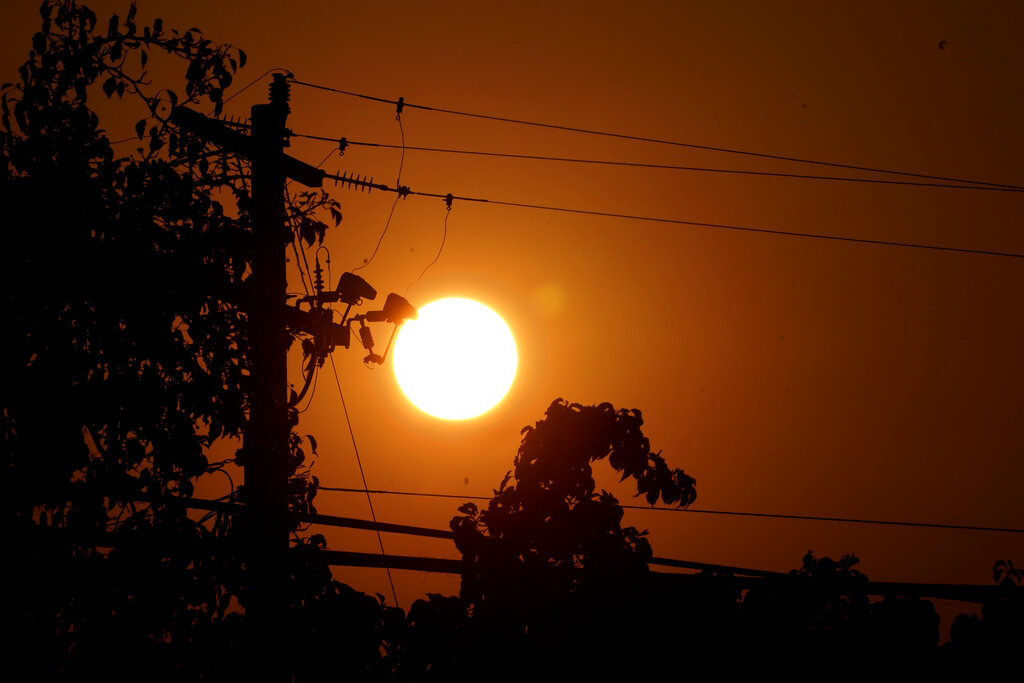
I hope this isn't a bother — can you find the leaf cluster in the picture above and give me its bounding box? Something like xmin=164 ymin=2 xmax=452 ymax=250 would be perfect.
xmin=452 ymin=399 xmax=696 ymax=587
xmin=442 ymin=399 xmax=697 ymax=674
xmin=0 ymin=2 xmax=338 ymax=677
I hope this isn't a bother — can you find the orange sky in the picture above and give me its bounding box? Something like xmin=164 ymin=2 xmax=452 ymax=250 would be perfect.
xmin=5 ymin=0 xmax=1022 ymax=610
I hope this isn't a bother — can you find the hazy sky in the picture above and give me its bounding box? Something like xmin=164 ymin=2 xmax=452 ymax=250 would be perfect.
xmin=5 ymin=0 xmax=1022 ymax=610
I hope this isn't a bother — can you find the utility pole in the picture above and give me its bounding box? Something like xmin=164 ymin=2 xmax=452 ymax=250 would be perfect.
xmin=244 ymin=73 xmax=292 ymax=678
xmin=174 ymin=74 xmax=324 ymax=678
xmin=171 ymin=74 xmax=411 ymax=679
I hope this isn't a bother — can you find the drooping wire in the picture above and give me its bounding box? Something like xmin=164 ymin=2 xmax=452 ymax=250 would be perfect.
xmin=286 ymin=188 xmax=316 ymax=294
xmin=353 ymin=195 xmax=401 ymax=273
xmin=313 ymin=486 xmax=1024 ymax=535
xmin=291 ymin=238 xmax=313 ymax=292
xmin=313 ymin=147 xmax=337 ymax=171
xmin=288 ymin=77 xmax=1024 ymax=191
xmin=328 ymin=355 xmax=400 ymax=606
xmin=352 ymin=102 xmax=407 ymax=273
xmin=407 ymin=194 xmax=452 ymax=290
xmin=283 ymin=197 xmax=393 ymax=597
xmin=295 ymin=364 xmax=319 ymax=414
xmin=322 ymin=172 xmax=1024 ymax=260
xmin=284 ymin=150 xmax=335 ymax=321
xmin=204 ymin=461 xmax=237 ymax=499
xmin=283 ymin=187 xmax=322 ymax=416
xmin=292 ymin=135 xmax=1024 ymax=194
xmin=284 ymin=195 xmax=394 ymax=594
xmin=218 ymin=67 xmax=292 ymax=109
xmin=283 ymin=141 xmax=337 ymax=197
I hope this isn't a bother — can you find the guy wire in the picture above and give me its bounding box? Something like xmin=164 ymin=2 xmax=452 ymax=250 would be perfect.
xmin=329 ymin=355 xmax=400 ymax=606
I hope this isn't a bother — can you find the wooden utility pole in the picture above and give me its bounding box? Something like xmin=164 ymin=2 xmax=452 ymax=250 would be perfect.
xmin=172 ymin=75 xmax=325 ymax=679
xmin=244 ymin=73 xmax=292 ymax=678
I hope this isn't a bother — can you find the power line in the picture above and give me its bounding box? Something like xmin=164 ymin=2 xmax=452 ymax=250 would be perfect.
xmin=328 ymin=356 xmax=399 ymax=606
xmin=68 ymin=499 xmax=1006 ymax=603
xmin=299 ymin=512 xmax=1004 ymax=602
xmin=314 ymin=486 xmax=1024 ymax=535
xmin=106 ymin=69 xmax=283 ymax=144
xmin=295 ymin=135 xmax=1024 ymax=194
xmin=351 ymin=105 xmax=407 ymax=273
xmin=323 ymin=171 xmax=1024 ymax=260
xmin=288 ymin=77 xmax=1024 ymax=191
xmin=312 ymin=549 xmax=999 ymax=603
xmin=407 ymin=195 xmax=452 ymax=290
xmin=306 ymin=511 xmax=454 ymax=540
xmin=471 ymin=198 xmax=1024 ymax=259
xmin=217 ymin=67 xmax=291 ymax=108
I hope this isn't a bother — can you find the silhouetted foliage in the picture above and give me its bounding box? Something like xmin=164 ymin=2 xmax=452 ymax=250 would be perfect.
xmin=1 ymin=2 xmax=342 ymax=678
xmin=943 ymin=559 xmax=1023 ymax=668
xmin=739 ymin=552 xmax=940 ymax=668
xmin=435 ymin=399 xmax=697 ymax=675
xmin=744 ymin=552 xmax=872 ymax=652
xmin=400 ymin=593 xmax=472 ymax=677
xmin=286 ymin=535 xmax=407 ymax=680
xmin=419 ymin=400 xmax=1015 ymax=675
xmin=5 ymin=4 xmax=1020 ymax=678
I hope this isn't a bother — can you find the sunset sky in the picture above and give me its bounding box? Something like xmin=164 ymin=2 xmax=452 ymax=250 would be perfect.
xmin=5 ymin=0 xmax=1022 ymax=614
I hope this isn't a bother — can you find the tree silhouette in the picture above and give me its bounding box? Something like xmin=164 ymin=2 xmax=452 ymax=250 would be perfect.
xmin=1 ymin=2 xmax=343 ymax=677
xmin=432 ymin=401 xmax=985 ymax=674
xmin=6 ymin=5 xmax=1017 ymax=678
xmin=441 ymin=398 xmax=697 ymax=675
xmin=402 ymin=396 xmax=1010 ymax=676
xmin=943 ymin=559 xmax=1023 ymax=668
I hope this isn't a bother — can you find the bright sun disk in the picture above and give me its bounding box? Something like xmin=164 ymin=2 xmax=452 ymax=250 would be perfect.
xmin=393 ymin=298 xmax=517 ymax=420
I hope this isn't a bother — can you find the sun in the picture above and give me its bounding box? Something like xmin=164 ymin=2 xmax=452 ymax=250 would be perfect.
xmin=393 ymin=298 xmax=517 ymax=420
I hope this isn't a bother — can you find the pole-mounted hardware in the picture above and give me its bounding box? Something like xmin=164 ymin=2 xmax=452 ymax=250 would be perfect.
xmin=171 ymin=104 xmax=325 ymax=188
xmin=287 ymin=271 xmax=417 ymax=399
xmin=170 ymin=75 xmax=416 ymax=679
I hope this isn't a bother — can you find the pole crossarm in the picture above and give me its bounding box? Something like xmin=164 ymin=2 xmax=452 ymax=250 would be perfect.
xmin=170 ymin=106 xmax=325 ymax=187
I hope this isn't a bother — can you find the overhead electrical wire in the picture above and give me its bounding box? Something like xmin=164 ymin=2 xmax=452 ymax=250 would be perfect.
xmin=476 ymin=198 xmax=1023 ymax=258
xmin=314 ymin=486 xmax=1024 ymax=535
xmin=199 ymin=79 xmax=1021 ymax=594
xmin=353 ymin=189 xmax=401 ymax=273
xmin=140 ymin=496 xmax=1005 ymax=602
xmin=323 ymin=171 xmax=1024 ymax=260
xmin=352 ymin=101 xmax=407 ymax=273
xmin=290 ymin=232 xmax=314 ymax=293
xmin=294 ymin=134 xmax=1024 ymax=194
xmin=287 ymin=76 xmax=1024 ymax=191
xmin=407 ymin=194 xmax=453 ymax=290
xmin=108 ymin=69 xmax=284 ymax=145
xmin=312 ymin=147 xmax=337 ymax=171
xmin=216 ymin=67 xmax=291 ymax=109
xmin=286 ymin=204 xmax=398 ymax=605
xmin=294 ymin=361 xmax=319 ymax=415
xmin=327 ymin=356 xmax=400 ymax=607
xmin=284 ymin=187 xmax=323 ymax=410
